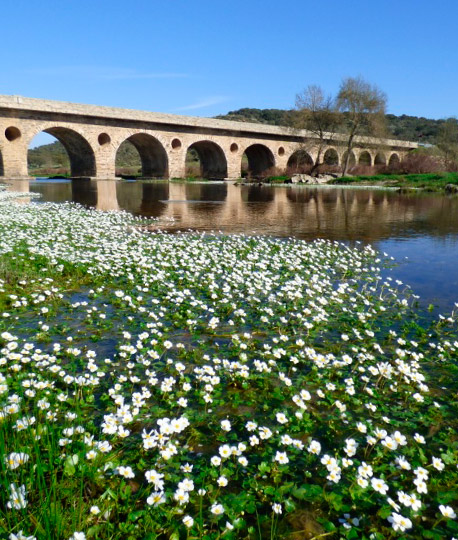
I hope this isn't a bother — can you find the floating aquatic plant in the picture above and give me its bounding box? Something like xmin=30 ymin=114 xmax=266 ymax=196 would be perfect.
xmin=0 ymin=191 xmax=457 ymax=539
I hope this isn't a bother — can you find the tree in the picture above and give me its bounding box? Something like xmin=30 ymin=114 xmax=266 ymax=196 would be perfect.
xmin=337 ymin=76 xmax=387 ymax=176
xmin=293 ymin=85 xmax=341 ymax=176
xmin=437 ymin=117 xmax=458 ymax=170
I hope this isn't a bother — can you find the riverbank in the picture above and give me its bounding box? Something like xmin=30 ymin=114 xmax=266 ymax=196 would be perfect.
xmin=0 ymin=189 xmax=457 ymax=539
xmin=239 ymin=172 xmax=458 ymax=192
xmin=331 ymin=172 xmax=458 ymax=192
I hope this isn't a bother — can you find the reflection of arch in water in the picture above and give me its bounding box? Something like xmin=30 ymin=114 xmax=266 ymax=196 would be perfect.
xmin=29 ymin=127 xmax=96 ymax=177
xmin=116 ymin=133 xmax=168 ymax=178
xmin=187 ymin=141 xmax=227 ymax=179
xmin=243 ymin=144 xmax=275 ymax=177
xmin=0 ymin=147 xmax=4 ymax=176
xmin=323 ymin=148 xmax=339 ymax=165
xmin=358 ymin=151 xmax=372 ymax=166
xmin=72 ymin=179 xmax=97 ymax=206
xmin=286 ymin=187 xmax=315 ymax=203
xmin=116 ymin=181 xmax=143 ymax=214
xmin=185 ymin=182 xmax=227 ymax=202
xmin=30 ymin=180 xmax=72 ymax=203
xmin=320 ymin=189 xmax=339 ymax=204
xmin=374 ymin=152 xmax=386 ymax=165
xmin=388 ymin=153 xmax=400 ymax=167
xmin=139 ymin=182 xmax=169 ymax=216
xmin=286 ymin=150 xmax=313 ymax=173
xmin=241 ymin=185 xmax=275 ymax=205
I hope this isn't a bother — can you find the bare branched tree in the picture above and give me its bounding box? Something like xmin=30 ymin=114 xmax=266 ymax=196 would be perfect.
xmin=437 ymin=117 xmax=458 ymax=170
xmin=337 ymin=76 xmax=387 ymax=176
xmin=293 ymin=85 xmax=341 ymax=176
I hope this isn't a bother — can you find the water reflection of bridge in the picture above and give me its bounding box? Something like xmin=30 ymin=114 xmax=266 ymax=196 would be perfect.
xmin=6 ymin=179 xmax=458 ymax=242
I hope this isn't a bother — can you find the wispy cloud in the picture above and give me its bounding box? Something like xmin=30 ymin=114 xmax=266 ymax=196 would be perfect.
xmin=175 ymin=96 xmax=230 ymax=112
xmin=24 ymin=66 xmax=187 ymax=81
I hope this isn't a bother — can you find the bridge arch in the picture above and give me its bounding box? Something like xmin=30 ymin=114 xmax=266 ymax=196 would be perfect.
xmin=186 ymin=140 xmax=227 ymax=179
xmin=388 ymin=152 xmax=400 ymax=168
xmin=116 ymin=133 xmax=168 ymax=178
xmin=286 ymin=150 xmax=313 ymax=173
xmin=243 ymin=144 xmax=275 ymax=177
xmin=323 ymin=147 xmax=339 ymax=165
xmin=358 ymin=151 xmax=372 ymax=166
xmin=374 ymin=152 xmax=387 ymax=166
xmin=28 ymin=126 xmax=97 ymax=177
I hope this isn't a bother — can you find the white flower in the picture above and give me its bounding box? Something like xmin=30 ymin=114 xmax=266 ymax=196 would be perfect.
xmin=414 ymin=479 xmax=427 ymax=494
xmin=357 ymin=476 xmax=368 ymax=488
xmin=210 ymin=502 xmax=224 ymax=515
xmin=371 ymin=477 xmax=389 ymax=495
xmin=6 ymin=452 xmax=29 ymax=470
xmin=68 ymin=534 xmax=86 ymax=540
xmin=274 ymin=451 xmax=289 ymax=464
xmin=146 ymin=492 xmax=166 ymax=506
xmin=276 ymin=412 xmax=288 ymax=424
xmin=7 ymin=483 xmax=27 ymax=509
xmin=217 ymin=476 xmax=228 ymax=487
xmin=219 ymin=445 xmax=231 ymax=458
xmin=432 ymin=457 xmax=445 ymax=471
xmin=117 ymin=466 xmax=135 ymax=479
xmin=387 ymin=513 xmax=412 ymax=532
xmin=358 ymin=462 xmax=373 ymax=479
xmin=183 ymin=515 xmax=194 ymax=527
xmin=272 ymin=503 xmax=282 ymax=514
xmin=307 ymin=440 xmax=321 ymax=455
xmin=439 ymin=505 xmax=457 ymax=519
xmin=220 ymin=420 xmax=231 ymax=431
xmin=178 ymin=478 xmax=195 ymax=492
xmin=9 ymin=532 xmax=36 ymax=540
xmin=174 ymin=489 xmax=189 ymax=505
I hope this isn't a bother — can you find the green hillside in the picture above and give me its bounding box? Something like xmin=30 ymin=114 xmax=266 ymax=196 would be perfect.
xmin=28 ymin=140 xmax=141 ymax=174
xmin=216 ymin=108 xmax=446 ymax=144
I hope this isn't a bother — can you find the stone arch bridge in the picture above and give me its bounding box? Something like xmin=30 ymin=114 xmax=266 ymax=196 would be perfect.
xmin=0 ymin=95 xmax=417 ymax=180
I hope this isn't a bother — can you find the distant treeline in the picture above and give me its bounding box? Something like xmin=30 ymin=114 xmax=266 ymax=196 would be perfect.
xmin=216 ymin=108 xmax=446 ymax=144
xmin=28 ymin=140 xmax=141 ymax=171
xmin=28 ymin=140 xmax=200 ymax=172
xmin=28 ymin=109 xmax=446 ymax=171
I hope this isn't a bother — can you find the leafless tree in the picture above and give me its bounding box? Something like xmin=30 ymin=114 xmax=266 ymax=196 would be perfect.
xmin=437 ymin=117 xmax=458 ymax=170
xmin=292 ymin=85 xmax=341 ymax=176
xmin=337 ymin=76 xmax=387 ymax=176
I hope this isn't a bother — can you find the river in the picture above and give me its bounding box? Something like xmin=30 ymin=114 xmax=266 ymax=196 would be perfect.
xmin=3 ymin=178 xmax=458 ymax=313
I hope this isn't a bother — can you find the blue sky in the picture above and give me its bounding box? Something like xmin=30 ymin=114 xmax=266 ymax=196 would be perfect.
xmin=1 ymin=0 xmax=457 ymax=146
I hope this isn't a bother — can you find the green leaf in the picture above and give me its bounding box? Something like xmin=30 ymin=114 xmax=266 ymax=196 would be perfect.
xmin=63 ymin=454 xmax=78 ymax=476
xmin=284 ymin=499 xmax=296 ymax=512
xmin=377 ymin=505 xmax=392 ymax=519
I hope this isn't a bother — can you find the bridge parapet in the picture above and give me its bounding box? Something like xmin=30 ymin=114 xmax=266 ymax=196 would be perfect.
xmin=0 ymin=95 xmax=418 ymax=180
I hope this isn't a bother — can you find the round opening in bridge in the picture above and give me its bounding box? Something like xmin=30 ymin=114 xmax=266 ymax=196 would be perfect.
xmin=5 ymin=126 xmax=21 ymax=142
xmin=171 ymin=138 xmax=182 ymax=150
xmin=230 ymin=143 xmax=239 ymax=153
xmin=278 ymin=146 xmax=285 ymax=156
xmin=98 ymin=133 xmax=111 ymax=146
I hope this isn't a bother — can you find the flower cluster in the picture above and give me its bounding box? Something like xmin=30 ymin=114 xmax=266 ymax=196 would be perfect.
xmin=0 ymin=191 xmax=457 ymax=539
